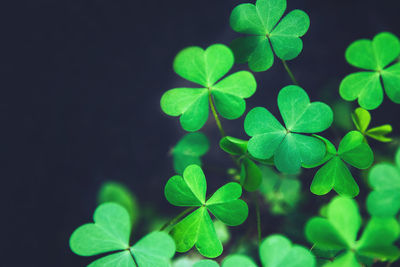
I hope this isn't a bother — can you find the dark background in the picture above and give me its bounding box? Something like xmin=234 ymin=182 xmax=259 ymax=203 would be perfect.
xmin=2 ymin=0 xmax=400 ymax=266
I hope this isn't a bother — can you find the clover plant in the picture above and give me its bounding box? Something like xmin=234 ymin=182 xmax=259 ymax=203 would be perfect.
xmin=308 ymin=131 xmax=374 ymax=197
xmin=69 ymin=0 xmax=400 ymax=266
xmin=340 ymin=32 xmax=400 ymax=109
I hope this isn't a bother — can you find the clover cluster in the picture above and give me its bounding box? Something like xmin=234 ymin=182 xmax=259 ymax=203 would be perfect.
xmin=68 ymin=0 xmax=400 ymax=266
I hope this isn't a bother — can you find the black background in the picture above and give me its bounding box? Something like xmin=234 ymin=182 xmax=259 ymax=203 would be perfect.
xmin=2 ymin=0 xmax=400 ymax=266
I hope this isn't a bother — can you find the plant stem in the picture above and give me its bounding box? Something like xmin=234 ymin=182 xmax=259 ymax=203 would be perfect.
xmin=253 ymin=193 xmax=262 ymax=245
xmin=160 ymin=207 xmax=195 ymax=231
xmin=208 ymin=89 xmax=226 ymax=137
xmin=281 ymin=59 xmax=299 ymax=86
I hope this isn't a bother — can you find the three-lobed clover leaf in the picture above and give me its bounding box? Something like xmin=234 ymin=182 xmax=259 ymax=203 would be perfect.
xmin=352 ymin=107 xmax=392 ymax=142
xmin=244 ymin=85 xmax=333 ymax=174
xmin=193 ymin=235 xmax=315 ymax=267
xmin=219 ymin=136 xmax=264 ymax=191
xmin=230 ymin=0 xmax=310 ymax=72
xmin=172 ymin=132 xmax=210 ymax=174
xmin=367 ymin=147 xmax=400 ymax=217
xmin=97 ymin=181 xmax=139 ymax=227
xmin=164 ymin=164 xmax=248 ymax=258
xmin=305 ymin=197 xmax=400 ymax=267
xmin=340 ymin=32 xmax=400 ymax=110
xmin=309 ymin=131 xmax=374 ymax=197
xmin=259 ymin=166 xmax=301 ymax=215
xmin=161 ymin=44 xmax=257 ymax=132
xmin=69 ymin=203 xmax=175 ymax=266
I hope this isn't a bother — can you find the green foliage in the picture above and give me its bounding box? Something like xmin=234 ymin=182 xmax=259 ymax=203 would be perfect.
xmin=305 ymin=197 xmax=400 ymax=266
xmin=230 ymin=0 xmax=310 ymax=72
xmin=219 ymin=136 xmax=263 ymax=191
xmin=340 ymin=32 xmax=400 ymax=109
xmin=172 ymin=132 xmax=210 ymax=174
xmin=352 ymin=107 xmax=392 ymax=142
xmin=97 ymin=181 xmax=139 ymax=227
xmin=164 ymin=164 xmax=248 ymax=258
xmin=259 ymin=166 xmax=301 ymax=215
xmin=245 ymin=85 xmax=333 ymax=174
xmin=309 ymin=131 xmax=373 ymax=197
xmin=367 ymin=147 xmax=400 ymax=217
xmin=69 ymin=203 xmax=175 ymax=266
xmin=161 ymin=44 xmax=257 ymax=131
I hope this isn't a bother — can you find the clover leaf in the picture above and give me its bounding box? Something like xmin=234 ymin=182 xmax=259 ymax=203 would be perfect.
xmin=229 ymin=0 xmax=310 ymax=72
xmin=309 ymin=131 xmax=373 ymax=197
xmin=340 ymin=32 xmax=400 ymax=109
xmin=161 ymin=44 xmax=257 ymax=131
xmin=367 ymin=147 xmax=400 ymax=217
xmin=172 ymin=132 xmax=210 ymax=174
xmin=164 ymin=164 xmax=248 ymax=258
xmin=194 ymin=235 xmax=315 ymax=267
xmin=69 ymin=203 xmax=175 ymax=266
xmin=306 ymin=197 xmax=400 ymax=266
xmin=97 ymin=181 xmax=139 ymax=227
xmin=259 ymin=166 xmax=301 ymax=215
xmin=352 ymin=107 xmax=392 ymax=142
xmin=219 ymin=136 xmax=263 ymax=191
xmin=244 ymin=85 xmax=333 ymax=174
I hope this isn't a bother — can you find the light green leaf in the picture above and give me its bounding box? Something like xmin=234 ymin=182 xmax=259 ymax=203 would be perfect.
xmin=222 ymin=254 xmax=257 ymax=267
xmin=269 ymin=10 xmax=310 ymax=60
xmin=372 ymin=32 xmax=400 ymax=69
xmin=88 ymin=251 xmax=135 ymax=267
xmin=338 ymin=131 xmax=374 ymax=169
xmin=97 ymin=181 xmax=139 ymax=227
xmin=70 ymin=203 xmax=131 ymax=256
xmin=214 ymin=220 xmax=230 ymax=245
xmin=165 ymin=165 xmax=207 ymax=206
xmin=365 ymin=125 xmax=392 ymax=142
xmin=173 ymin=45 xmax=234 ymax=87
xmin=356 ymin=218 xmax=400 ymax=261
xmin=131 ymin=232 xmax=176 ymax=267
xmin=305 ymin=217 xmax=349 ymax=250
xmin=219 ymin=136 xmax=248 ymax=156
xmin=161 ymin=88 xmax=209 ymax=132
xmin=339 ymin=72 xmax=383 ymax=110
xmin=345 ymin=39 xmax=378 ymax=70
xmin=260 ymin=234 xmax=316 ymax=267
xmin=194 ymin=260 xmax=220 ymax=267
xmin=351 ymin=107 xmax=371 ymax=133
xmin=323 ymin=251 xmax=360 ymax=267
xmin=381 ymin=62 xmax=400 ymax=103
xmin=207 ymin=182 xmax=249 ymax=226
xmin=172 ymin=133 xmax=210 ymax=174
xmin=278 ymin=86 xmax=333 ymax=133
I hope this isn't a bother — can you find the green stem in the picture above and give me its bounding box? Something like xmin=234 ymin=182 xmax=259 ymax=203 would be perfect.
xmin=208 ymin=89 xmax=226 ymax=137
xmin=281 ymin=59 xmax=299 ymax=86
xmin=160 ymin=207 xmax=195 ymax=231
xmin=253 ymin=193 xmax=262 ymax=245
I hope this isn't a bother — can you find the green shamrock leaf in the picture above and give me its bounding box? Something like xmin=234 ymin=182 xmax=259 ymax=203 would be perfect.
xmin=172 ymin=132 xmax=210 ymax=174
xmin=367 ymin=147 xmax=400 ymax=217
xmin=161 ymin=44 xmax=257 ymax=131
xmin=164 ymin=164 xmax=248 ymax=258
xmin=193 ymin=235 xmax=315 ymax=267
xmin=97 ymin=181 xmax=139 ymax=227
xmin=309 ymin=131 xmax=374 ymax=197
xmin=340 ymin=32 xmax=400 ymax=110
xmin=69 ymin=203 xmax=175 ymax=266
xmin=219 ymin=136 xmax=263 ymax=191
xmin=352 ymin=107 xmax=392 ymax=142
xmin=259 ymin=166 xmax=301 ymax=215
xmin=305 ymin=197 xmax=400 ymax=266
xmin=230 ymin=0 xmax=310 ymax=72
xmin=244 ymin=85 xmax=333 ymax=174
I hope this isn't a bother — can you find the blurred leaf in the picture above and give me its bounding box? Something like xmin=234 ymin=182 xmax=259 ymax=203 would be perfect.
xmin=173 ymin=132 xmax=210 ymax=174
xmin=220 ymin=136 xmax=248 ymax=156
xmin=98 ymin=181 xmax=139 ymax=227
xmin=240 ymin=158 xmax=262 ymax=191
